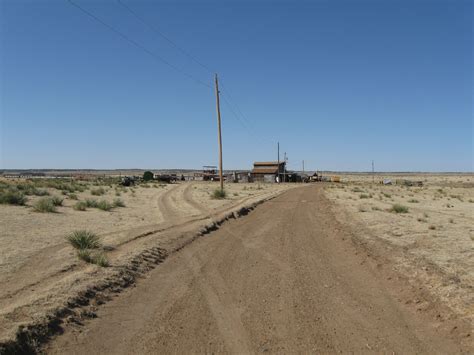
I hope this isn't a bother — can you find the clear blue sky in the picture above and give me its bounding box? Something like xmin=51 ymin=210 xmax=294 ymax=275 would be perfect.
xmin=1 ymin=0 xmax=472 ymax=171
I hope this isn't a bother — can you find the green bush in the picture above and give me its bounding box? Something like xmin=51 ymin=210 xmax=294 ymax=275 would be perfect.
xmin=50 ymin=196 xmax=64 ymax=206
xmin=66 ymin=230 xmax=101 ymax=249
xmin=359 ymin=194 xmax=370 ymax=199
xmin=94 ymin=253 xmax=109 ymax=267
xmin=33 ymin=197 xmax=57 ymax=213
xmin=14 ymin=183 xmax=49 ymax=197
xmin=85 ymin=199 xmax=98 ymax=208
xmin=408 ymin=199 xmax=419 ymax=203
xmin=33 ymin=188 xmax=50 ymax=196
xmin=97 ymin=200 xmax=113 ymax=211
xmin=30 ymin=179 xmax=86 ymax=193
xmin=91 ymin=187 xmax=106 ymax=196
xmin=390 ymin=204 xmax=409 ymax=214
xmin=212 ymin=188 xmax=227 ymax=199
xmin=73 ymin=201 xmax=87 ymax=211
xmin=77 ymin=249 xmax=109 ymax=267
xmin=77 ymin=249 xmax=93 ymax=263
xmin=0 ymin=189 xmax=27 ymax=205
xmin=113 ymin=198 xmax=125 ymax=207
xmin=68 ymin=193 xmax=78 ymax=200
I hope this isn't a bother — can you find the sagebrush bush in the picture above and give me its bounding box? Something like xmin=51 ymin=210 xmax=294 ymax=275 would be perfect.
xmin=91 ymin=187 xmax=106 ymax=196
xmin=68 ymin=193 xmax=78 ymax=200
xmin=0 ymin=189 xmax=27 ymax=205
xmin=390 ymin=204 xmax=409 ymax=214
xmin=66 ymin=230 xmax=101 ymax=249
xmin=50 ymin=196 xmax=64 ymax=206
xmin=33 ymin=188 xmax=50 ymax=196
xmin=32 ymin=179 xmax=86 ymax=193
xmin=113 ymin=198 xmax=125 ymax=207
xmin=85 ymin=199 xmax=98 ymax=208
xmin=73 ymin=201 xmax=87 ymax=211
xmin=212 ymin=188 xmax=227 ymax=199
xmin=97 ymin=200 xmax=113 ymax=211
xmin=359 ymin=194 xmax=370 ymax=199
xmin=408 ymin=199 xmax=419 ymax=203
xmin=33 ymin=198 xmax=57 ymax=213
xmin=16 ymin=183 xmax=47 ymax=196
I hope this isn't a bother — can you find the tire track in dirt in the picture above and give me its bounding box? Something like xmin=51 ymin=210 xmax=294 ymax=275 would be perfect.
xmin=180 ymin=246 xmax=252 ymax=353
xmin=182 ymin=183 xmax=211 ymax=215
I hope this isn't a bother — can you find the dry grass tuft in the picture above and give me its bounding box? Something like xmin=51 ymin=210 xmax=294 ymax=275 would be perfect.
xmin=390 ymin=204 xmax=409 ymax=214
xmin=212 ymin=188 xmax=227 ymax=199
xmin=33 ymin=198 xmax=57 ymax=213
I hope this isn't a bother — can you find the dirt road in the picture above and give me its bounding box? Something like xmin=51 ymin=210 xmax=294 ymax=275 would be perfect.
xmin=46 ymin=185 xmax=470 ymax=354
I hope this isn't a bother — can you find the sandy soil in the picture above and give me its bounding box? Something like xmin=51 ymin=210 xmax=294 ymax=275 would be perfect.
xmin=0 ymin=180 xmax=293 ymax=345
xmin=46 ymin=186 xmax=471 ymax=354
xmin=324 ymin=174 xmax=474 ymax=324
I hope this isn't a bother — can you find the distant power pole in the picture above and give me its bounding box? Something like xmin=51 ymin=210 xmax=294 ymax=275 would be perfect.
xmin=277 ymin=142 xmax=280 ymax=183
xmin=284 ymin=152 xmax=287 ymax=182
xmin=302 ymin=160 xmax=305 ymax=175
xmin=372 ymin=160 xmax=375 ymax=183
xmin=214 ymin=74 xmax=224 ymax=191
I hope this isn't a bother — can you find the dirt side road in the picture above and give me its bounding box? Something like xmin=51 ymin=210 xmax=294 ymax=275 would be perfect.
xmin=47 ymin=185 xmax=471 ymax=354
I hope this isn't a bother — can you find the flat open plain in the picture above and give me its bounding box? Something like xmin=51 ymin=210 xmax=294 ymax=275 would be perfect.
xmin=0 ymin=175 xmax=472 ymax=353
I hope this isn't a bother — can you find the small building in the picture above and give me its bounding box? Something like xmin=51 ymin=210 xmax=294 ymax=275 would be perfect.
xmin=251 ymin=161 xmax=286 ymax=183
xmin=194 ymin=166 xmax=219 ymax=181
xmin=237 ymin=172 xmax=251 ymax=183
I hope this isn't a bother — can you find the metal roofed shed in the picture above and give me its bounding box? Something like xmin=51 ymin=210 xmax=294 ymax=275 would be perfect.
xmin=251 ymin=161 xmax=286 ymax=183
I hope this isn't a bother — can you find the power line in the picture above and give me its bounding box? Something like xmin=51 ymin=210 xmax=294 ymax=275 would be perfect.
xmin=69 ymin=0 xmax=278 ymax=149
xmin=66 ymin=0 xmax=212 ymax=89
xmin=113 ymin=0 xmax=275 ymax=145
xmin=116 ymin=0 xmax=214 ymax=74
xmin=220 ymin=97 xmax=278 ymax=151
xmin=219 ymin=80 xmax=275 ymax=145
xmin=220 ymin=94 xmax=261 ymax=141
xmin=219 ymin=84 xmax=253 ymax=128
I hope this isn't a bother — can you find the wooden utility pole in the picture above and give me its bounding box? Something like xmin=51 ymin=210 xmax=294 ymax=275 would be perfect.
xmin=372 ymin=160 xmax=375 ymax=184
xmin=302 ymin=160 xmax=305 ymax=175
xmin=214 ymin=74 xmax=223 ymax=191
xmin=277 ymin=142 xmax=280 ymax=183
